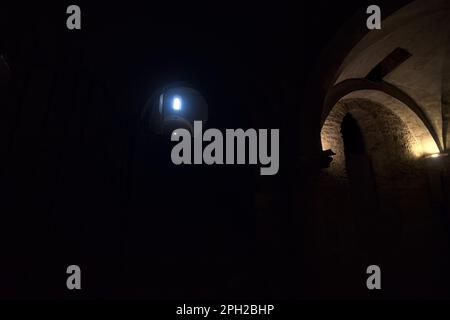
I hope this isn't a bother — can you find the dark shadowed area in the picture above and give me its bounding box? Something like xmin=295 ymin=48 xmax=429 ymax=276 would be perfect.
xmin=1 ymin=0 xmax=450 ymax=300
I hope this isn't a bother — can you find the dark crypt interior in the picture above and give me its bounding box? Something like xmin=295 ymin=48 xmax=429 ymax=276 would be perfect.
xmin=1 ymin=0 xmax=450 ymax=300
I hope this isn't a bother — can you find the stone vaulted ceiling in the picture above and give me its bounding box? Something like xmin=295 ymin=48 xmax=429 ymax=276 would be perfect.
xmin=332 ymin=0 xmax=450 ymax=151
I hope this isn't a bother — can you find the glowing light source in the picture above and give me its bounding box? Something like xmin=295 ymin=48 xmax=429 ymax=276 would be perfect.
xmin=430 ymin=153 xmax=440 ymax=158
xmin=420 ymin=137 xmax=440 ymax=156
xmin=172 ymin=96 xmax=182 ymax=111
xmin=425 ymin=152 xmax=448 ymax=159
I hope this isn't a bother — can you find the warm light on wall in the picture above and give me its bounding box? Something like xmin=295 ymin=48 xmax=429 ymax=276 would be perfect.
xmin=419 ymin=137 xmax=440 ymax=158
xmin=424 ymin=152 xmax=448 ymax=159
xmin=410 ymin=143 xmax=424 ymax=157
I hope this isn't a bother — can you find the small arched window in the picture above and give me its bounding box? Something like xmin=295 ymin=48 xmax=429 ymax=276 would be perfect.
xmin=145 ymin=84 xmax=208 ymax=135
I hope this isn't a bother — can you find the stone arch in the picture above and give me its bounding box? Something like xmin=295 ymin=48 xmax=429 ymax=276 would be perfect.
xmin=322 ymin=79 xmax=442 ymax=156
xmin=327 ymin=0 xmax=450 ymax=152
xmin=321 ymin=98 xmax=425 ymax=184
xmin=441 ymin=26 xmax=450 ymax=149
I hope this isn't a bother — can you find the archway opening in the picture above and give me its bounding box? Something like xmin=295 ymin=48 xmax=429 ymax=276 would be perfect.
xmin=340 ymin=112 xmax=378 ymax=216
xmin=341 ymin=113 xmax=365 ymax=156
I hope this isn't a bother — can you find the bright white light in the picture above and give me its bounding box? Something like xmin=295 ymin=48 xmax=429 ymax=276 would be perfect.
xmin=172 ymin=96 xmax=182 ymax=111
xmin=430 ymin=153 xmax=440 ymax=158
xmin=425 ymin=153 xmax=448 ymax=159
